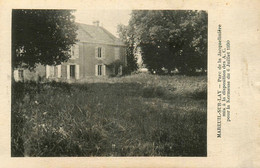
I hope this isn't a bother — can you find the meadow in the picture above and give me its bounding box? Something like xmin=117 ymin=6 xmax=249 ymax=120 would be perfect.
xmin=11 ymin=73 xmax=207 ymax=157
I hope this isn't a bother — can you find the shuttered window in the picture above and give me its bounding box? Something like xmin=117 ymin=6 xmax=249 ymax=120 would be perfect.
xmin=95 ymin=46 xmax=105 ymax=59
xmin=95 ymin=64 xmax=106 ymax=76
xmin=70 ymin=65 xmax=76 ymax=78
xmin=66 ymin=64 xmax=79 ymax=79
xmin=71 ymin=44 xmax=79 ymax=59
xmin=46 ymin=65 xmax=55 ymax=78
xmin=98 ymin=65 xmax=102 ymax=76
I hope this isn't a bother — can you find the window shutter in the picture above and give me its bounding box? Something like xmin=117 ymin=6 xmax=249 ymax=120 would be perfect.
xmin=67 ymin=65 xmax=70 ymax=79
xmin=103 ymin=64 xmax=106 ymax=76
xmin=46 ymin=65 xmax=50 ymax=78
xmin=95 ymin=65 xmax=98 ymax=76
xmin=102 ymin=47 xmax=105 ymax=58
xmin=76 ymin=64 xmax=79 ymax=79
xmin=75 ymin=45 xmax=79 ymax=58
xmin=95 ymin=46 xmax=98 ymax=58
xmin=50 ymin=66 xmax=54 ymax=77
xmin=57 ymin=65 xmax=61 ymax=78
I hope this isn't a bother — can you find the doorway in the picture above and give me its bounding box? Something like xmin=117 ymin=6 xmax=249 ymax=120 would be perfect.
xmin=70 ymin=65 xmax=76 ymax=78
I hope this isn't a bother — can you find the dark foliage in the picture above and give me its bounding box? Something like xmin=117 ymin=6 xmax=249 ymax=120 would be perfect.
xmin=127 ymin=10 xmax=207 ymax=75
xmin=117 ymin=24 xmax=138 ymax=75
xmin=12 ymin=9 xmax=78 ymax=70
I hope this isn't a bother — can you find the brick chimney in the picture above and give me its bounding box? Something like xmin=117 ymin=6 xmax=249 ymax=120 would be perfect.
xmin=93 ymin=20 xmax=100 ymax=27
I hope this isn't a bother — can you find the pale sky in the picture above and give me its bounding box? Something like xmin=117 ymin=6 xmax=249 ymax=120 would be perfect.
xmin=74 ymin=9 xmax=132 ymax=37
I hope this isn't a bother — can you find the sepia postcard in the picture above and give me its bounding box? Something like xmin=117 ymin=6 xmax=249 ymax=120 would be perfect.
xmin=0 ymin=0 xmax=259 ymax=167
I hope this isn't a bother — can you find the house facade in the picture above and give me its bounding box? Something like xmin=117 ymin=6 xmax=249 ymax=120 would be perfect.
xmin=14 ymin=22 xmax=127 ymax=82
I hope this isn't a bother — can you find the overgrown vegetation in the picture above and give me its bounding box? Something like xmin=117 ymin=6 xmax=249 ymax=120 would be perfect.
xmin=118 ymin=10 xmax=207 ymax=75
xmin=12 ymin=74 xmax=207 ymax=156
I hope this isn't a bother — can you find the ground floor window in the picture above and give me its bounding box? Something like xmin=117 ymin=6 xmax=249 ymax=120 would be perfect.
xmin=98 ymin=65 xmax=102 ymax=76
xmin=46 ymin=65 xmax=62 ymax=79
xmin=66 ymin=64 xmax=79 ymax=80
xmin=70 ymin=65 xmax=76 ymax=78
xmin=95 ymin=64 xmax=106 ymax=76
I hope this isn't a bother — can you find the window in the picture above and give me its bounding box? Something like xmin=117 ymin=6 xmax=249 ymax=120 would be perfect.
xmin=67 ymin=64 xmax=79 ymax=79
xmin=96 ymin=46 xmax=105 ymax=59
xmin=46 ymin=65 xmax=55 ymax=78
xmin=95 ymin=64 xmax=106 ymax=76
xmin=98 ymin=65 xmax=102 ymax=76
xmin=70 ymin=45 xmax=79 ymax=59
xmin=70 ymin=65 xmax=76 ymax=78
xmin=98 ymin=47 xmax=102 ymax=58
xmin=18 ymin=70 xmax=23 ymax=79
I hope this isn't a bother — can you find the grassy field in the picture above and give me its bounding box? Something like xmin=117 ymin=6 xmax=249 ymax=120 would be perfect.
xmin=11 ymin=73 xmax=207 ymax=157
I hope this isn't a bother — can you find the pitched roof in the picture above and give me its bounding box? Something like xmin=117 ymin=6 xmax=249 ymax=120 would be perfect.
xmin=76 ymin=23 xmax=125 ymax=46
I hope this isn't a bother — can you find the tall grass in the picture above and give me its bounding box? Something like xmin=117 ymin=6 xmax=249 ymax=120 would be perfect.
xmin=12 ymin=74 xmax=207 ymax=156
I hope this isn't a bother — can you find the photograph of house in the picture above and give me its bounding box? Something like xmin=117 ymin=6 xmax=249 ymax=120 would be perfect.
xmin=11 ymin=9 xmax=207 ymax=157
xmin=14 ymin=21 xmax=127 ymax=81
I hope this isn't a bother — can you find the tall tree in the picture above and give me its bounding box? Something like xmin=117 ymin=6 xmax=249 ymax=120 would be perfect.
xmin=117 ymin=24 xmax=138 ymax=75
xmin=128 ymin=10 xmax=207 ymax=75
xmin=12 ymin=9 xmax=78 ymax=70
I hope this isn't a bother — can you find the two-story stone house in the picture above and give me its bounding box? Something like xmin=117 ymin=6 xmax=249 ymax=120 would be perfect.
xmin=14 ymin=21 xmax=127 ymax=81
